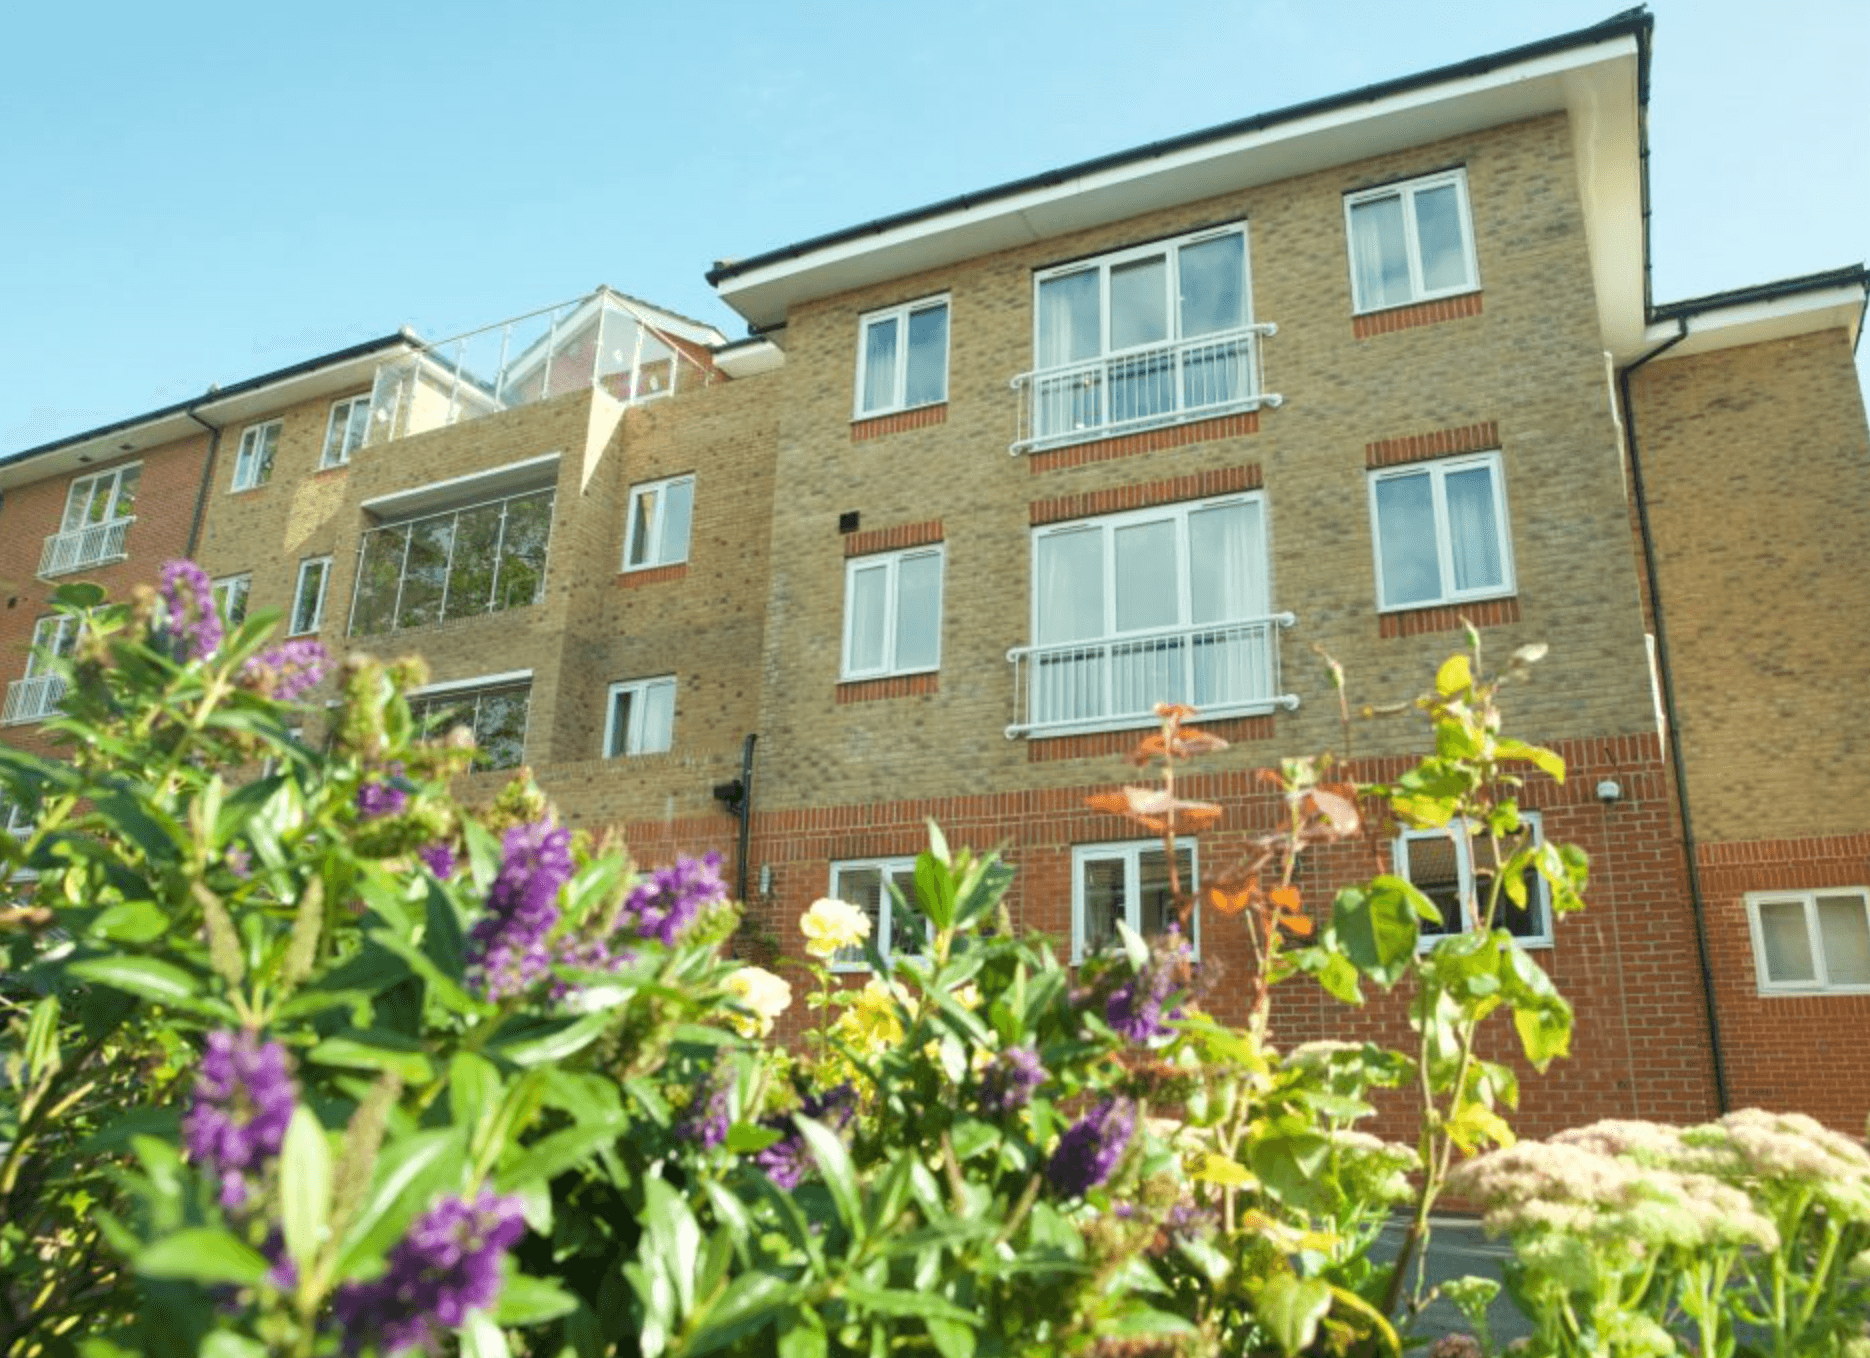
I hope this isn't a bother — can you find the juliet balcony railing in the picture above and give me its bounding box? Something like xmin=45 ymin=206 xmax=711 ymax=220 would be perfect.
xmin=1010 ymin=322 xmax=1281 ymax=455
xmin=3 ymin=674 xmax=66 ymax=726
xmin=365 ymin=289 xmax=718 ymax=447
xmin=1005 ymin=614 xmax=1299 ymax=739
xmin=40 ymin=517 xmax=133 ymax=579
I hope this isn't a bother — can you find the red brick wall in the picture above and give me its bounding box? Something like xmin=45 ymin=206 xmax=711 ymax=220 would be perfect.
xmin=1697 ymin=832 xmax=1870 ymax=1133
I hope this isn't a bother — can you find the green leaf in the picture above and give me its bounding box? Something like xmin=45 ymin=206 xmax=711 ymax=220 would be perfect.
xmin=488 ymin=1011 xmax=612 ymax=1067
xmin=914 ymin=850 xmax=957 ymax=933
xmin=450 ymin=1052 xmax=503 ymax=1138
xmin=67 ymin=956 xmax=204 ymax=1005
xmin=493 ymin=1117 xmax=626 ymax=1191
xmin=423 ymin=879 xmax=466 ymax=980
xmin=1330 ymin=882 xmax=1419 ymax=988
xmin=685 ymin=1270 xmax=792 ymax=1356
xmin=310 ymin=1030 xmax=436 ymax=1083
xmin=843 ymin=1282 xmax=979 ymax=1323
xmin=136 ymin=1228 xmax=270 ymax=1286
xmin=776 ymin=1315 xmax=827 ymax=1358
xmin=495 ymin=1273 xmax=581 ymax=1326
xmin=89 ymin=902 xmax=168 ymax=944
xmin=460 ymin=1311 xmax=509 ymax=1358
xmin=280 ymin=1107 xmax=332 ymax=1275
xmin=795 ymin=1116 xmax=862 ymax=1238
xmin=336 ymin=1129 xmax=462 ymax=1274
xmin=1435 ymin=654 xmax=1473 ymax=696
xmin=725 ymin=1122 xmax=783 ymax=1154
xmin=368 ymin=927 xmax=485 ymax=1017
xmin=1497 ymin=738 xmax=1566 ymax=782
xmin=1258 ymin=1274 xmax=1333 ymax=1356
xmin=926 ymin=1315 xmax=977 ymax=1358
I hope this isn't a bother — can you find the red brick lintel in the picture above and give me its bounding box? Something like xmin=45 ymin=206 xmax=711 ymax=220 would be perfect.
xmin=1351 ymin=290 xmax=1483 ymax=339
xmin=1027 ymin=410 xmax=1260 ymax=473
xmin=852 ymin=404 xmax=948 ymax=441
xmin=1366 ymin=421 xmax=1500 ymax=469
xmin=835 ymin=672 xmax=940 ymax=704
xmin=845 ymin=519 xmax=945 ymax=557
xmin=1031 ymin=465 xmax=1261 ymax=526
xmin=617 ymin=563 xmax=688 ymax=588
xmin=1378 ymin=595 xmax=1520 ymax=638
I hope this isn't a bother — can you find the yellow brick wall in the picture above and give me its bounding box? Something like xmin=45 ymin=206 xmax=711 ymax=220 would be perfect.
xmin=1628 ymin=326 xmax=1870 ymax=842
xmin=746 ymin=112 xmax=1657 ymax=811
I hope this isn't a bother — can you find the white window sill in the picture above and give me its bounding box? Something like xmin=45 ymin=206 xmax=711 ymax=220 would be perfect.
xmin=1377 ymin=587 xmax=1516 ymax=616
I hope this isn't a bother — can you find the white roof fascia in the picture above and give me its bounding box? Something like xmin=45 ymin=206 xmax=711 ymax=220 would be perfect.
xmin=713 ymin=339 xmax=786 ymax=377
xmin=1644 ymin=284 xmax=1868 ymax=361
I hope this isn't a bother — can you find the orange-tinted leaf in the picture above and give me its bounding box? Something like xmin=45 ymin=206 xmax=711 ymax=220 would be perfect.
xmin=1307 ymin=788 xmax=1361 ymax=836
xmin=1280 ymin=913 xmax=1316 ymax=938
xmin=1267 ymin=885 xmax=1301 ymax=913
xmin=1154 ymin=702 xmax=1199 ymax=723
xmin=1208 ymin=884 xmax=1254 ymax=916
xmin=1088 ymin=785 xmax=1222 ymax=831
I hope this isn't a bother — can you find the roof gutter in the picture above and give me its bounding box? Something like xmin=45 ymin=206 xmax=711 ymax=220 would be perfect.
xmin=1616 ymin=317 xmax=1730 ymax=1115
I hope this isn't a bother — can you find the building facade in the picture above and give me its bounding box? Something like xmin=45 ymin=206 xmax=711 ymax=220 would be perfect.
xmin=4 ymin=12 xmax=1867 ymax=1134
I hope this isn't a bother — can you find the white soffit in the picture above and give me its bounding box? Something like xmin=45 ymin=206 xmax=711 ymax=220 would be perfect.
xmin=713 ymin=339 xmax=786 ymax=378
xmin=715 ymin=36 xmax=1643 ymax=342
xmin=1646 ymin=284 xmax=1868 ymax=361
xmin=361 ymin=452 xmax=561 ymax=520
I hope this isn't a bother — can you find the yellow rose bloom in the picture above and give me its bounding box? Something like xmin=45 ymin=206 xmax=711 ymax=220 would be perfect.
xmin=801 ymin=896 xmax=872 ymax=959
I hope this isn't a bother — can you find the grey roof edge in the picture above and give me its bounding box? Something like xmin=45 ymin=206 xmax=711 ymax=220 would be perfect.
xmin=1649 ymin=264 xmax=1870 ymax=322
xmin=4 ymin=330 xmax=415 ymax=471
xmin=705 ymin=7 xmax=1653 ymax=289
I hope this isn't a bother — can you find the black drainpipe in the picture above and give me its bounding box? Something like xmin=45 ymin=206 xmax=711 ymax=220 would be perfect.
xmin=183 ymin=402 xmax=224 ymax=557
xmin=713 ymin=734 xmax=758 ymax=906
xmin=1617 ymin=318 xmax=1731 ymax=1114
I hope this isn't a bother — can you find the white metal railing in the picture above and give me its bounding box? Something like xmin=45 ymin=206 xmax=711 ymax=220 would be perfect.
xmin=39 ymin=517 xmax=133 ymax=578
xmin=1005 ymin=613 xmax=1298 ymax=738
xmin=1010 ymin=323 xmax=1280 ymax=454
xmin=366 ymin=289 xmax=717 ymax=446
xmin=3 ymin=675 xmax=66 ymax=725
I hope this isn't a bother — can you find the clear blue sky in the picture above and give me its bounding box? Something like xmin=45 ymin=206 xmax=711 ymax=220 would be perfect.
xmin=2 ymin=0 xmax=1864 ymax=450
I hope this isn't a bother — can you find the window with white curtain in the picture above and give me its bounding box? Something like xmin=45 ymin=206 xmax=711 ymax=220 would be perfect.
xmin=212 ymin=574 xmax=251 ymax=627
xmin=232 ymin=420 xmax=281 ymax=491
xmin=290 ymin=557 xmax=332 ymax=636
xmin=855 ymin=296 xmax=949 ymax=418
xmin=1345 ymin=169 xmax=1479 ymax=313
xmin=841 ymin=546 xmax=944 ymax=680
xmin=1029 ymin=494 xmax=1272 ymax=728
xmin=1368 ymin=452 xmax=1513 ymax=611
xmin=1747 ymin=889 xmax=1870 ymax=994
xmin=605 ymin=676 xmax=676 ymax=757
xmin=623 ymin=475 xmax=695 ymax=571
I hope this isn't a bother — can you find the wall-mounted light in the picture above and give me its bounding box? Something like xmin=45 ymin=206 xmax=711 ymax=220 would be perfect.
xmin=759 ymin=863 xmax=772 ymax=896
xmin=1596 ymin=779 xmax=1623 ymax=804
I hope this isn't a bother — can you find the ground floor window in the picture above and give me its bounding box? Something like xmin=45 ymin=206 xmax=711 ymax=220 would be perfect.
xmin=829 ymin=857 xmax=930 ymax=971
xmin=1746 ymin=888 xmax=1870 ymax=994
xmin=1395 ymin=814 xmax=1551 ymax=946
xmin=1072 ymin=839 xmax=1197 ymax=963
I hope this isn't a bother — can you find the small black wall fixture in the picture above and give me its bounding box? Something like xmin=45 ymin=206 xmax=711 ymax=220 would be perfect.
xmin=713 ymin=734 xmax=758 ymax=906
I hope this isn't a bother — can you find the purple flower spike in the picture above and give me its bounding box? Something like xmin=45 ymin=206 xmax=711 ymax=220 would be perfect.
xmin=358 ymin=780 xmax=408 ymax=820
xmin=160 ymin=560 xmax=222 ymax=663
xmin=332 ymin=1189 xmax=526 ymax=1354
xmin=465 ymin=820 xmax=574 ymax=1001
xmin=614 ymin=852 xmax=727 ymax=947
xmin=1105 ymin=926 xmax=1190 ymax=1044
xmin=980 ymin=1046 xmax=1047 ymax=1115
xmin=1047 ymin=1097 xmax=1136 ymax=1198
xmin=240 ymin=638 xmax=327 ymax=702
xmin=678 ymin=1077 xmax=733 ymax=1151
xmin=420 ymin=842 xmax=457 ymax=879
xmin=755 ymin=1084 xmax=856 ymax=1190
xmin=180 ymin=1030 xmax=298 ymax=1210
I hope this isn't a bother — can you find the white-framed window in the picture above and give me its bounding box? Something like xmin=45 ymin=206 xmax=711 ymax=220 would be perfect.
xmin=61 ymin=463 xmax=141 ymax=532
xmin=603 ymin=676 xmax=675 ymax=758
xmin=1368 ymin=452 xmax=1513 ymax=612
xmin=349 ymin=486 xmax=554 ymax=637
xmin=290 ymin=557 xmax=332 ymax=636
xmin=232 ymin=420 xmax=281 ymax=491
xmin=1746 ymin=889 xmax=1870 ymax=995
xmin=855 ymin=296 xmax=949 ymax=418
xmin=408 ymin=674 xmax=531 ymax=770
xmin=841 ymin=546 xmax=943 ymax=680
xmin=1026 ymin=494 xmax=1273 ymax=733
xmin=26 ymin=616 xmax=79 ymax=677
xmin=829 ymin=857 xmax=931 ymax=971
xmin=4 ymin=616 xmax=78 ymax=725
xmin=1395 ymin=814 xmax=1552 ymax=948
xmin=1072 ymin=839 xmax=1198 ymax=964
xmin=322 ymin=395 xmax=370 ymax=469
xmin=1345 ymin=168 xmax=1479 ymax=313
xmin=623 ymin=475 xmax=695 ymax=572
xmin=212 ymin=574 xmax=251 ymax=627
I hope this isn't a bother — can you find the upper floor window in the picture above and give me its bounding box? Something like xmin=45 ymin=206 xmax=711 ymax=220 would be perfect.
xmin=842 ymin=546 xmax=943 ymax=680
xmin=233 ymin=420 xmax=281 ymax=491
xmin=1020 ymin=495 xmax=1278 ymax=735
xmin=42 ymin=463 xmax=140 ymax=577
xmin=855 ymin=296 xmax=949 ymax=418
xmin=1345 ymin=169 xmax=1479 ymax=313
xmin=322 ymin=395 xmax=370 ymax=469
xmin=350 ymin=487 xmax=554 ymax=637
xmin=213 ymin=574 xmax=251 ymax=627
xmin=1368 ymin=451 xmax=1512 ymax=612
xmin=829 ymin=858 xmax=930 ymax=971
xmin=3 ymin=615 xmax=78 ymax=725
xmin=1019 ymin=226 xmax=1270 ymax=451
xmin=604 ymin=676 xmax=675 ymax=757
xmin=624 ymin=475 xmax=694 ymax=572
xmin=290 ymin=557 xmax=332 ymax=636
xmin=1073 ymin=839 xmax=1197 ymax=964
xmin=1747 ymin=889 xmax=1870 ymax=995
xmin=408 ymin=674 xmax=531 ymax=770
xmin=1396 ymin=816 xmax=1551 ymax=948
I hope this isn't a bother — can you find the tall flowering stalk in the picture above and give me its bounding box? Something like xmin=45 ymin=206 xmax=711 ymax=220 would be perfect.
xmin=465 ymin=820 xmax=574 ymax=1001
xmin=179 ymin=1030 xmax=297 ymax=1210
xmin=159 ymin=559 xmax=223 ymax=663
